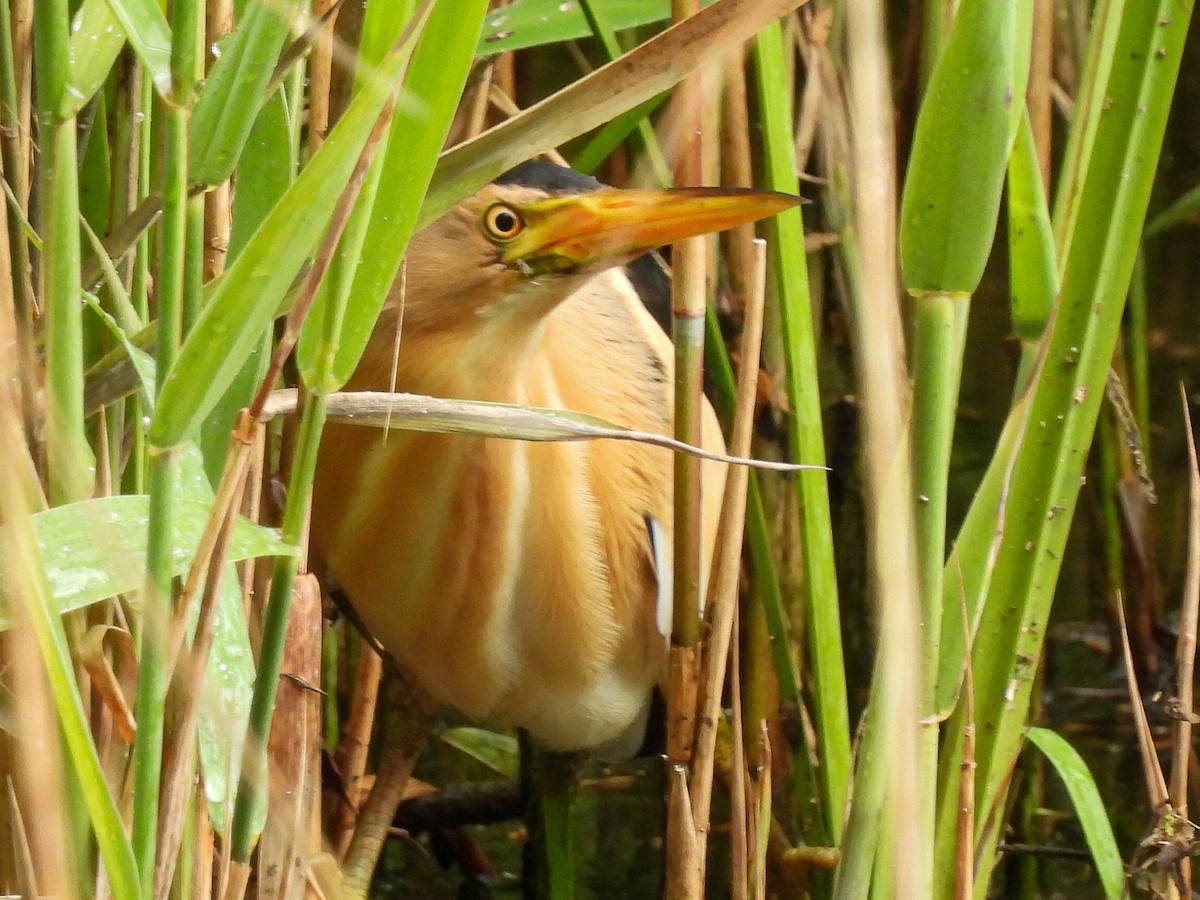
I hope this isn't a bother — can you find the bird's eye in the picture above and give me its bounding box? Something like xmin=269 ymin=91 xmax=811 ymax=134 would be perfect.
xmin=482 ymin=203 xmax=524 ymax=241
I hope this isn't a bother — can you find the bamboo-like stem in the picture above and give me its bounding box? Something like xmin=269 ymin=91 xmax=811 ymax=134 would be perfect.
xmin=131 ymin=446 xmax=179 ymax=891
xmin=131 ymin=0 xmax=203 ymax=887
xmin=34 ymin=0 xmax=91 ymax=505
xmin=182 ymin=196 xmax=206 ymax=334
xmin=665 ymin=9 xmax=707 ymax=895
xmin=910 ymin=286 xmax=969 ymax=893
xmin=669 ymin=0 xmax=705 ymax=654
xmin=665 ymin=0 xmax=706 ymax=776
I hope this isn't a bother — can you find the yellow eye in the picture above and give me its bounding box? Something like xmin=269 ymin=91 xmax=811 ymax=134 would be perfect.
xmin=483 ymin=203 xmax=524 ymax=241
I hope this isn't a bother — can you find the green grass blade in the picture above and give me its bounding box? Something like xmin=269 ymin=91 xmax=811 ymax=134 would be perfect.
xmin=62 ymin=0 xmax=127 ymax=118
xmin=188 ymin=0 xmax=304 ymax=186
xmin=297 ymin=0 xmax=487 ymax=391
xmin=1006 ymin=108 xmax=1058 ymax=391
xmin=1145 ymin=181 xmax=1200 ymax=237
xmin=149 ymin=39 xmax=416 ymax=448
xmin=900 ymin=0 xmax=1028 ymax=294
xmin=0 ymin=495 xmax=294 ymax=631
xmin=571 ymin=92 xmax=669 ymax=175
xmin=101 ymin=0 xmax=172 ymax=96
xmin=576 ymin=0 xmax=670 ymax=186
xmin=753 ymin=19 xmax=849 ymax=839
xmin=0 ymin=507 xmax=141 ymax=900
xmin=931 ymin=2 xmax=1194 ymax=894
xmin=173 ymin=447 xmax=263 ymax=839
xmin=1025 ymin=728 xmax=1124 ymax=899
xmin=476 ymin=0 xmax=716 ymax=57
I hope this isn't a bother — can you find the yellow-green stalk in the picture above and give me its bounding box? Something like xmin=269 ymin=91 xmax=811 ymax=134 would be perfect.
xmin=131 ymin=0 xmax=203 ymax=889
xmin=899 ymin=0 xmax=1030 ymax=892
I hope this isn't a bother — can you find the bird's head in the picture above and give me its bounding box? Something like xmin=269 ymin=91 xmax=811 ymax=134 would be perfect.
xmin=398 ymin=161 xmax=798 ymax=337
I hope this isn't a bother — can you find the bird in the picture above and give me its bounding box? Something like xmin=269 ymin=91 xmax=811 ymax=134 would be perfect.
xmin=311 ymin=161 xmax=796 ymax=755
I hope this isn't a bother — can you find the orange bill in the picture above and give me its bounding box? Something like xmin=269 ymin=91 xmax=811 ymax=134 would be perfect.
xmin=500 ymin=186 xmax=799 ymax=272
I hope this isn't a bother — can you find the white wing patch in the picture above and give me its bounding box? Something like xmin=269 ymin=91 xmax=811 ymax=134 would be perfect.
xmin=646 ymin=514 xmax=673 ymax=638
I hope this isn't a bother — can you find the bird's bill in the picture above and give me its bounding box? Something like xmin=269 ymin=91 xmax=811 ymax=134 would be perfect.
xmin=502 ymin=186 xmax=798 ymax=272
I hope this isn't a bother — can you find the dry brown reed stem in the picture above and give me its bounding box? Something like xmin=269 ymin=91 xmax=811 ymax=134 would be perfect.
xmin=1118 ymin=594 xmax=1170 ymax=808
xmin=339 ymin=674 xmax=435 ymax=899
xmin=258 ymin=573 xmax=324 ymax=900
xmin=204 ymin=0 xmax=234 ymax=282
xmin=241 ymin=424 xmax=267 ymax=628
xmin=0 ymin=175 xmax=71 ymax=895
xmin=1028 ymin=0 xmax=1055 ymax=190
xmin=666 ymin=766 xmax=703 ymax=900
xmin=333 ymin=641 xmax=384 ymax=860
xmin=793 ymin=7 xmax=829 ymax=175
xmin=464 ymin=60 xmax=495 ymax=140
xmin=193 ymin=786 xmax=215 ymax=900
xmin=306 ymin=0 xmax=340 ymax=156
xmin=0 ymin=371 xmax=71 ymax=900
xmin=1171 ymin=385 xmax=1199 ymax=890
xmin=843 ymin=0 xmax=920 ymax=890
xmin=6 ymin=776 xmax=40 ymax=898
xmin=719 ymin=52 xmax=757 ymax=309
xmin=0 ymin=164 xmax=42 ymax=517
xmin=11 ymin=0 xmax=31 ymax=210
xmin=0 ymin=81 xmax=39 ymax=448
xmin=690 ymin=241 xmax=767 ymax=886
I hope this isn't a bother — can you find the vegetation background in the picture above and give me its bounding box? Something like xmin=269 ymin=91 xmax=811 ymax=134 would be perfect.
xmin=0 ymin=0 xmax=1197 ymax=897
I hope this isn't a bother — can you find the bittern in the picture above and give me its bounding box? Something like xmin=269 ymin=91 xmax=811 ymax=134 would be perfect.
xmin=312 ymin=162 xmax=794 ymax=754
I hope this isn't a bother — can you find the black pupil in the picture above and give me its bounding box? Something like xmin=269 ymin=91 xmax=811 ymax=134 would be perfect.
xmin=493 ymin=209 xmax=517 ymax=234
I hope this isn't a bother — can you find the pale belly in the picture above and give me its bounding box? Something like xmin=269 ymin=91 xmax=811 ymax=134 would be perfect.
xmin=312 ymin=422 xmax=666 ymax=752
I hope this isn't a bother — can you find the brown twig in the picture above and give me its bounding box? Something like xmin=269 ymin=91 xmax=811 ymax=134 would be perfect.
xmin=1170 ymin=384 xmax=1200 ymax=891
xmin=690 ymin=240 xmax=767 ymax=882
